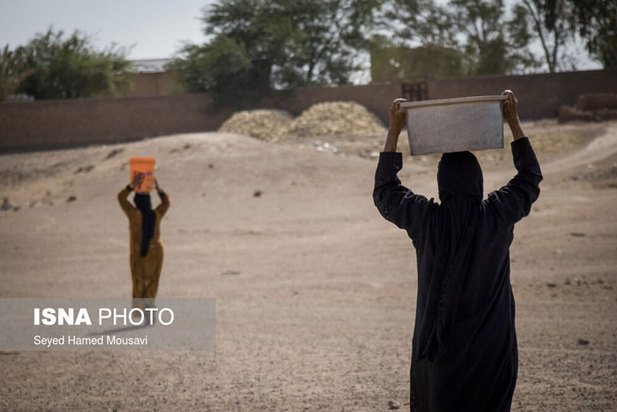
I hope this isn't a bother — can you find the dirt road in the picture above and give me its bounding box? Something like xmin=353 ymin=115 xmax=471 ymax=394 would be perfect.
xmin=1 ymin=120 xmax=616 ymax=411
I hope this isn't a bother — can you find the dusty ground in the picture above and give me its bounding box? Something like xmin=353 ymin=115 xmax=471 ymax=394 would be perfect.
xmin=0 ymin=120 xmax=616 ymax=411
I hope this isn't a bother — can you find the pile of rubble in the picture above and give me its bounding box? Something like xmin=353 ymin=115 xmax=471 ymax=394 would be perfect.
xmin=218 ymin=109 xmax=294 ymax=142
xmin=218 ymin=101 xmax=385 ymax=141
xmin=559 ymin=93 xmax=617 ymax=123
xmin=287 ymin=101 xmax=385 ymax=137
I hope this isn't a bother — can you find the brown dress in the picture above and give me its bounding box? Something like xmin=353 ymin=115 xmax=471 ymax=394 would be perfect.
xmin=117 ymin=187 xmax=170 ymax=308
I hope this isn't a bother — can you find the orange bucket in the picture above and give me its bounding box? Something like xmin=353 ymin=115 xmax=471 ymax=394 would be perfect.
xmin=129 ymin=157 xmax=156 ymax=193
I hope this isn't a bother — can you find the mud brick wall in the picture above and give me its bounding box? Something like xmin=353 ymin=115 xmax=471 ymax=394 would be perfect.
xmin=1 ymin=69 xmax=615 ymax=152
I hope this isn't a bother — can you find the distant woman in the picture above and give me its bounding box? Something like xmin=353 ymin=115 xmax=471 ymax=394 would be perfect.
xmin=118 ymin=173 xmax=170 ymax=309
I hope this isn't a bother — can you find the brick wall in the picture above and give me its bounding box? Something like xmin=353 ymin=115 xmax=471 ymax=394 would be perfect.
xmin=128 ymin=73 xmax=178 ymax=97
xmin=1 ymin=69 xmax=615 ymax=152
xmin=0 ymin=94 xmax=233 ymax=152
xmin=426 ymin=69 xmax=617 ymax=119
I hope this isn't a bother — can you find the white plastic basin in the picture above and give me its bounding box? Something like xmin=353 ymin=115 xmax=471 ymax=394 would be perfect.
xmin=401 ymin=95 xmax=507 ymax=155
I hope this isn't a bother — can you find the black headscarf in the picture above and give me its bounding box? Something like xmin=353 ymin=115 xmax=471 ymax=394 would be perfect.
xmin=416 ymin=151 xmax=484 ymax=362
xmin=437 ymin=151 xmax=483 ymax=202
xmin=133 ymin=193 xmax=156 ymax=257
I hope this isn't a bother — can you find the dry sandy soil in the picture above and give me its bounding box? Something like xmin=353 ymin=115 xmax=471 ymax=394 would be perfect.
xmin=0 ymin=120 xmax=616 ymax=411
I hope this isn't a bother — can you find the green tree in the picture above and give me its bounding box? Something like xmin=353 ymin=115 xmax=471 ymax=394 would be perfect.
xmin=382 ymin=0 xmax=458 ymax=49
xmin=382 ymin=0 xmax=540 ymax=77
xmin=514 ymin=0 xmax=575 ymax=73
xmin=513 ymin=0 xmax=615 ymax=71
xmin=167 ymin=0 xmax=381 ymax=106
xmin=570 ymin=0 xmax=617 ymax=68
xmin=0 ymin=45 xmax=32 ymax=101
xmin=278 ymin=0 xmax=381 ymax=86
xmin=449 ymin=0 xmax=540 ymax=75
xmin=166 ymin=37 xmax=253 ymax=97
xmin=16 ymin=28 xmax=132 ymax=100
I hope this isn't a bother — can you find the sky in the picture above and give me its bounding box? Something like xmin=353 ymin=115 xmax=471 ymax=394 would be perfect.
xmin=0 ymin=0 xmax=213 ymax=60
xmin=1 ymin=0 xmax=601 ymax=73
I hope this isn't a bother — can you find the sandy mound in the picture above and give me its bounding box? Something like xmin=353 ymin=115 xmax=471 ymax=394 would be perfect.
xmin=288 ymin=101 xmax=385 ymax=137
xmin=218 ymin=109 xmax=293 ymax=142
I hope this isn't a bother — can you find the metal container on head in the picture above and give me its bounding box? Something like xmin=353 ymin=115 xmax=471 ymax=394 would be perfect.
xmin=401 ymin=95 xmax=507 ymax=155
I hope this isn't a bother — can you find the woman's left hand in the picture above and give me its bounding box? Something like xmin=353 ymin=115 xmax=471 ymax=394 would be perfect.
xmin=389 ymin=98 xmax=407 ymax=136
xmin=383 ymin=98 xmax=407 ymax=152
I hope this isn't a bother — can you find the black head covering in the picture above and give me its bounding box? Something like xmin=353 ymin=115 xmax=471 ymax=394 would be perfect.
xmin=437 ymin=151 xmax=483 ymax=202
xmin=134 ymin=193 xmax=156 ymax=257
xmin=416 ymin=151 xmax=484 ymax=362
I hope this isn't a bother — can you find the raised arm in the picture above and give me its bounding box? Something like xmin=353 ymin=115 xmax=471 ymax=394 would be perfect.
xmin=117 ymin=186 xmax=134 ymax=217
xmin=383 ymin=98 xmax=407 ymax=153
xmin=487 ymin=90 xmax=543 ymax=225
xmin=118 ymin=173 xmax=144 ymax=217
xmin=373 ymin=99 xmax=432 ymax=241
xmin=154 ymin=179 xmax=170 ymax=216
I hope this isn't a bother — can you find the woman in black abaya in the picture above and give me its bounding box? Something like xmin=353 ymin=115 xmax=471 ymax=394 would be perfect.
xmin=373 ymin=91 xmax=542 ymax=411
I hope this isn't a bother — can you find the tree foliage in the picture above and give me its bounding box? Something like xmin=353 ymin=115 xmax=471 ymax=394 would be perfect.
xmin=570 ymin=0 xmax=617 ymax=68
xmin=167 ymin=0 xmax=381 ymax=105
xmin=0 ymin=45 xmax=32 ymax=101
xmin=513 ymin=0 xmax=616 ymax=71
xmin=170 ymin=0 xmax=610 ymax=93
xmin=166 ymin=37 xmax=253 ymax=97
xmin=381 ymin=0 xmax=541 ymax=77
xmin=382 ymin=0 xmax=458 ymax=48
xmin=515 ymin=0 xmax=575 ymax=73
xmin=451 ymin=0 xmax=511 ymax=75
xmin=15 ymin=28 xmax=132 ymax=100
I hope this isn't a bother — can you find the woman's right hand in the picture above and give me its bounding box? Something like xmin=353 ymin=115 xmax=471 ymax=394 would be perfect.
xmin=130 ymin=172 xmax=145 ymax=189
